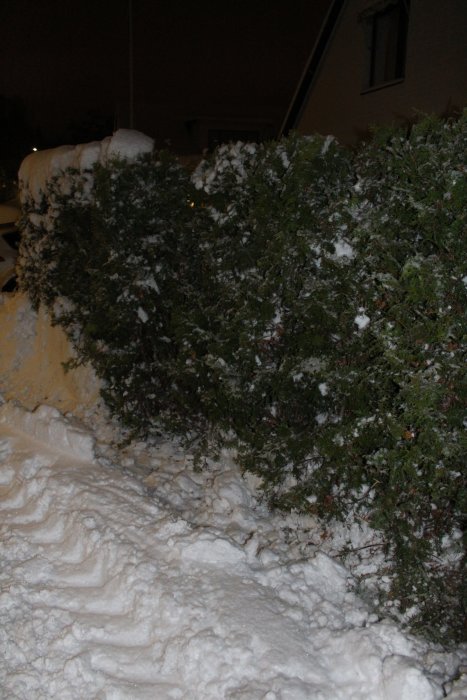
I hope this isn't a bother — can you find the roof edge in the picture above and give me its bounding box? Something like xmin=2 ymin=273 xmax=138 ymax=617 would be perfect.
xmin=279 ymin=0 xmax=347 ymax=138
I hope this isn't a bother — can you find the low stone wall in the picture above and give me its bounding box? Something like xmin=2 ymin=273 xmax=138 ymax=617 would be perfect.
xmin=0 ymin=292 xmax=101 ymax=418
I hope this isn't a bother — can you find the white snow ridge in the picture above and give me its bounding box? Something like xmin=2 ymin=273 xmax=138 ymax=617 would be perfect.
xmin=1 ymin=400 xmax=464 ymax=699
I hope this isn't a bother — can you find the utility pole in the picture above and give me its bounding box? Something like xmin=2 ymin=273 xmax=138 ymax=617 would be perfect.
xmin=129 ymin=0 xmax=134 ymax=129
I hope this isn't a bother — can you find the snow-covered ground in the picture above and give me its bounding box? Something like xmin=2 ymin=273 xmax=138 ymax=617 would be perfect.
xmin=1 ymin=397 xmax=465 ymax=700
xmin=1 ymin=130 xmax=466 ymax=698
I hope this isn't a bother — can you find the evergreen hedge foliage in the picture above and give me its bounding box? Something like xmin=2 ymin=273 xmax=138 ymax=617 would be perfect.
xmin=18 ymin=115 xmax=466 ymax=644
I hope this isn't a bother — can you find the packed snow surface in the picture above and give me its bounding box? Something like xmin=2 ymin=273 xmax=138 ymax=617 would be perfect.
xmin=0 ymin=400 xmax=464 ymax=699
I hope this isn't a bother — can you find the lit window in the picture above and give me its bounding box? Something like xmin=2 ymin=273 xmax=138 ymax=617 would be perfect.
xmin=362 ymin=0 xmax=409 ymax=89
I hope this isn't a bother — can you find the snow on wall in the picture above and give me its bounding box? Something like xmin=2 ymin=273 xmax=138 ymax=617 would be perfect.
xmin=0 ymin=293 xmax=101 ymax=418
xmin=18 ymin=129 xmax=154 ymax=204
xmin=5 ymin=130 xmax=155 ymax=415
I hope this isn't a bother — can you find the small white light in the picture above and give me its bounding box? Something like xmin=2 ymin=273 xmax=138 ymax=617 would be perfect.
xmin=32 ymin=147 xmax=38 ymax=152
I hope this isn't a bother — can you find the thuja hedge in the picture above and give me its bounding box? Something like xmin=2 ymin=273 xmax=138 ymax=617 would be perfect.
xmin=18 ymin=115 xmax=466 ymax=643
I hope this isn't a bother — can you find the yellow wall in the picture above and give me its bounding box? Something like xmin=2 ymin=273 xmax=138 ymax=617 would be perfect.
xmin=0 ymin=293 xmax=101 ymax=418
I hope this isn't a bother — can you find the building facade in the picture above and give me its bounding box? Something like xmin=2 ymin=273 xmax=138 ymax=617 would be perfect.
xmin=282 ymin=0 xmax=467 ymax=143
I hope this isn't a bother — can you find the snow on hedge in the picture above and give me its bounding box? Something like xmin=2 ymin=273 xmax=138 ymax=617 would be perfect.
xmin=15 ymin=119 xmax=467 ymax=649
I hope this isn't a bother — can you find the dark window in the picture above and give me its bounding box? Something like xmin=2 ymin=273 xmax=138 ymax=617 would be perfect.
xmin=364 ymin=0 xmax=409 ymax=89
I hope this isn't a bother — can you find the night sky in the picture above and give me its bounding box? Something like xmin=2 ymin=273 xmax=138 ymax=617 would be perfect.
xmin=1 ymin=0 xmax=331 ymax=159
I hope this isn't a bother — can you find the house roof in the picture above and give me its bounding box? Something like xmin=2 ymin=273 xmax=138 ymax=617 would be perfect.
xmin=279 ymin=0 xmax=347 ymax=137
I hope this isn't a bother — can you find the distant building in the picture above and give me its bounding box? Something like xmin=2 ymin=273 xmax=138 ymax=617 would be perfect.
xmin=281 ymin=0 xmax=467 ymax=144
xmin=184 ymin=117 xmax=274 ymax=153
xmin=176 ymin=117 xmax=275 ymax=169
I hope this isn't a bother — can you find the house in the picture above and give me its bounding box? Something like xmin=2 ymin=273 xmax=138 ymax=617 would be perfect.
xmin=281 ymin=0 xmax=467 ymax=144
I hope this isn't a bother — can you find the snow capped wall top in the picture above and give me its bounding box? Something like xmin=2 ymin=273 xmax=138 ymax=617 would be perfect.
xmin=100 ymin=129 xmax=154 ymax=162
xmin=18 ymin=130 xmax=155 ymax=204
xmin=19 ymin=145 xmax=76 ymax=204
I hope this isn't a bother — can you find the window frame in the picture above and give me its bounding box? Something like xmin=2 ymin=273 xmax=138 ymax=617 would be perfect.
xmin=360 ymin=0 xmax=410 ymax=92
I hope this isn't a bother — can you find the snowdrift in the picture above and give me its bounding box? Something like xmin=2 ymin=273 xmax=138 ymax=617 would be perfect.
xmin=1 ymin=400 xmax=464 ymax=699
